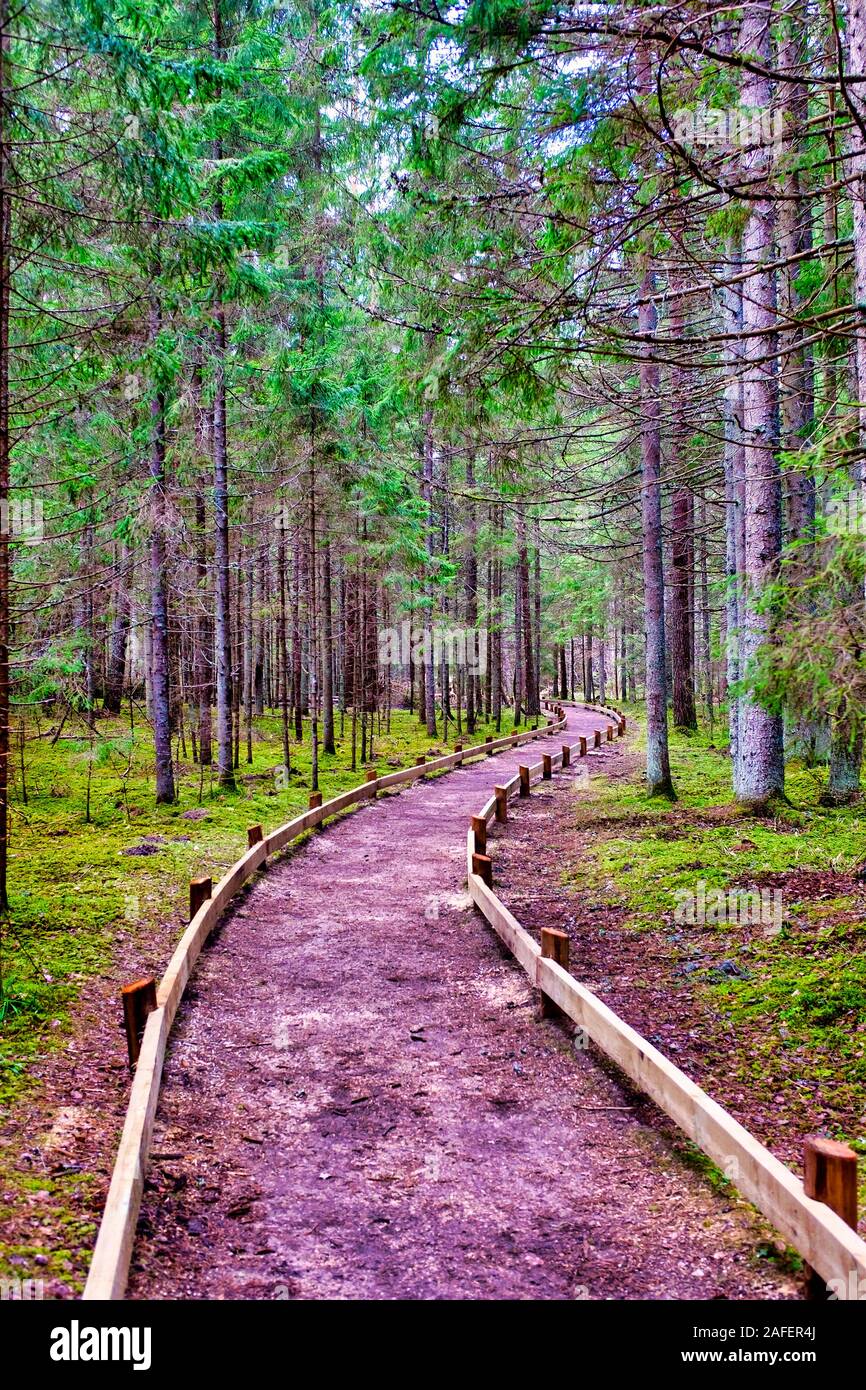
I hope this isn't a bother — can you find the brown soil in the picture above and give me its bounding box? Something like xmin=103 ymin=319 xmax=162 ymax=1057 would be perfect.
xmin=0 ymin=908 xmax=183 ymax=1298
xmin=121 ymin=711 xmax=795 ymax=1301
xmin=493 ymin=750 xmax=865 ymax=1229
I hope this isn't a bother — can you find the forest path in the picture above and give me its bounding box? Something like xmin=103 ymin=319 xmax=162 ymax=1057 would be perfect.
xmin=126 ymin=707 xmax=791 ymax=1300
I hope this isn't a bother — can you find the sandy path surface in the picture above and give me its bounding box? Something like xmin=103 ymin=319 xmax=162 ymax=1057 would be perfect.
xmin=126 ymin=708 xmax=792 ymax=1300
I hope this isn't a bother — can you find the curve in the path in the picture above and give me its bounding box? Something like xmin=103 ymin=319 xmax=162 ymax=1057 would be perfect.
xmin=125 ymin=707 xmax=790 ymax=1301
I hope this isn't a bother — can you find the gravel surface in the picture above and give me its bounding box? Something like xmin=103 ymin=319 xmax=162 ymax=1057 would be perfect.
xmin=126 ymin=709 xmax=795 ymax=1300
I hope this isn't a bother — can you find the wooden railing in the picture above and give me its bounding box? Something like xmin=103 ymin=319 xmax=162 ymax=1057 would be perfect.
xmin=465 ymin=720 xmax=866 ymax=1299
xmin=83 ymin=709 xmax=574 ymax=1300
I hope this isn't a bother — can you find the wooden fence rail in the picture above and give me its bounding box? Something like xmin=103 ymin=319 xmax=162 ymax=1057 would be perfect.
xmin=465 ymin=719 xmax=866 ymax=1300
xmin=84 ymin=707 xmax=594 ymax=1300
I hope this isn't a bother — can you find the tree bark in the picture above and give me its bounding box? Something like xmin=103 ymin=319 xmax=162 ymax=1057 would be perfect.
xmin=639 ymin=264 xmax=675 ymax=796
xmin=322 ymin=537 xmax=335 ymax=754
xmin=736 ymin=5 xmax=785 ymax=808
xmin=147 ymin=296 xmax=175 ymax=805
xmin=422 ymin=401 xmax=437 ymax=736
xmin=104 ymin=543 xmax=131 ymax=715
xmin=669 ymin=286 xmax=697 ymax=731
xmin=517 ymin=511 xmax=536 ymax=721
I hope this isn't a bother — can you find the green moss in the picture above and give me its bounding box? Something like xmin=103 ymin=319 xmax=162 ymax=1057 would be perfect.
xmin=566 ymin=706 xmax=866 ymax=1208
xmin=0 ymin=703 xmax=537 ymax=1285
xmin=0 ymin=1169 xmax=100 ymax=1291
xmin=0 ymin=706 xmax=523 ymax=1109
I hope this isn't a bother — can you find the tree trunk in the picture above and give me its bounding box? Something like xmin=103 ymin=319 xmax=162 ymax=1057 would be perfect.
xmin=322 ymin=538 xmax=335 ymax=754
xmin=639 ymin=262 xmax=675 ymax=796
xmin=532 ymin=514 xmax=541 ymax=714
xmin=722 ymin=235 xmax=744 ymax=772
xmin=422 ymin=402 xmax=436 ymax=736
xmin=736 ymin=5 xmax=785 ymax=808
xmin=104 ymin=543 xmax=131 ymax=715
xmin=668 ymin=285 xmax=697 ymax=731
xmin=147 ymin=296 xmax=175 ymax=805
xmin=212 ymin=3 xmax=234 ymax=788
xmin=464 ymin=453 xmax=477 ymax=734
xmin=517 ymin=512 xmax=536 ymax=721
xmin=0 ymin=5 xmax=11 ymax=910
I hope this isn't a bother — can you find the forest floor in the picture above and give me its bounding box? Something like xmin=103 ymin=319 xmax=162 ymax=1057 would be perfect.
xmin=497 ymin=712 xmax=866 ymax=1228
xmin=0 ymin=704 xmax=525 ymax=1294
xmin=4 ymin=703 xmax=857 ymax=1299
xmin=120 ymin=707 xmax=794 ymax=1301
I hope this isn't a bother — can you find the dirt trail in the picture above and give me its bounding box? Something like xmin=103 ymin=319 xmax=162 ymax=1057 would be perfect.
xmin=126 ymin=709 xmax=794 ymax=1300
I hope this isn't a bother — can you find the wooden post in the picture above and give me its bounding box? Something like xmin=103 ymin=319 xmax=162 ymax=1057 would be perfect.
xmin=455 ymin=741 xmax=463 ymax=756
xmin=540 ymin=928 xmax=569 ymax=1019
xmin=607 ymin=725 xmax=614 ymax=742
xmin=471 ymin=852 xmax=493 ymax=887
xmin=247 ymin=823 xmax=263 ymax=848
xmin=417 ymin=754 xmax=426 ymax=765
xmin=561 ymin=744 xmax=571 ymax=768
xmin=542 ymin=753 xmax=552 ymax=779
xmin=579 ymin=735 xmax=587 ymax=757
xmin=365 ymin=769 xmax=378 ymax=797
xmin=471 ymin=815 xmax=487 ymax=856
xmin=620 ymin=717 xmax=627 ymax=733
xmin=803 ymin=1137 xmax=859 ymax=1298
xmin=518 ymin=764 xmax=530 ymax=797
xmin=594 ymin=729 xmax=602 ymax=748
xmin=121 ymin=977 xmax=157 ymax=1069
xmin=309 ymin=791 xmax=323 ymax=809
xmin=486 ymin=735 xmax=493 ymax=755
xmin=189 ymin=876 xmax=212 ymax=921
xmin=494 ymin=786 xmax=508 ymax=823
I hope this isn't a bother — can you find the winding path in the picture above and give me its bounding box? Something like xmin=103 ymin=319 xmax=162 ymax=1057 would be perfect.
xmin=126 ymin=707 xmax=790 ymax=1300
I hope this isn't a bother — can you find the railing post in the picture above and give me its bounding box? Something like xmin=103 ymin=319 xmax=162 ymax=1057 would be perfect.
xmin=247 ymin=824 xmax=263 ymax=848
xmin=594 ymin=729 xmax=602 ymax=748
xmin=366 ymin=769 xmax=378 ymax=797
xmin=542 ymin=754 xmax=552 ymax=780
xmin=579 ymin=735 xmax=587 ymax=757
xmin=540 ymin=928 xmax=569 ymax=1019
xmin=471 ymin=815 xmax=487 ymax=856
xmin=494 ymin=786 xmax=508 ymax=823
xmin=607 ymin=725 xmax=614 ymax=742
xmin=471 ymin=852 xmax=493 ymax=887
xmin=803 ymin=1137 xmax=859 ymax=1298
xmin=121 ymin=977 xmax=157 ymax=1069
xmin=518 ymin=764 xmax=530 ymax=797
xmin=189 ymin=876 xmax=212 ymax=921
xmin=309 ymin=791 xmax=323 ymax=810
xmin=486 ymin=735 xmax=493 ymax=755
xmin=561 ymin=744 xmax=571 ymax=768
